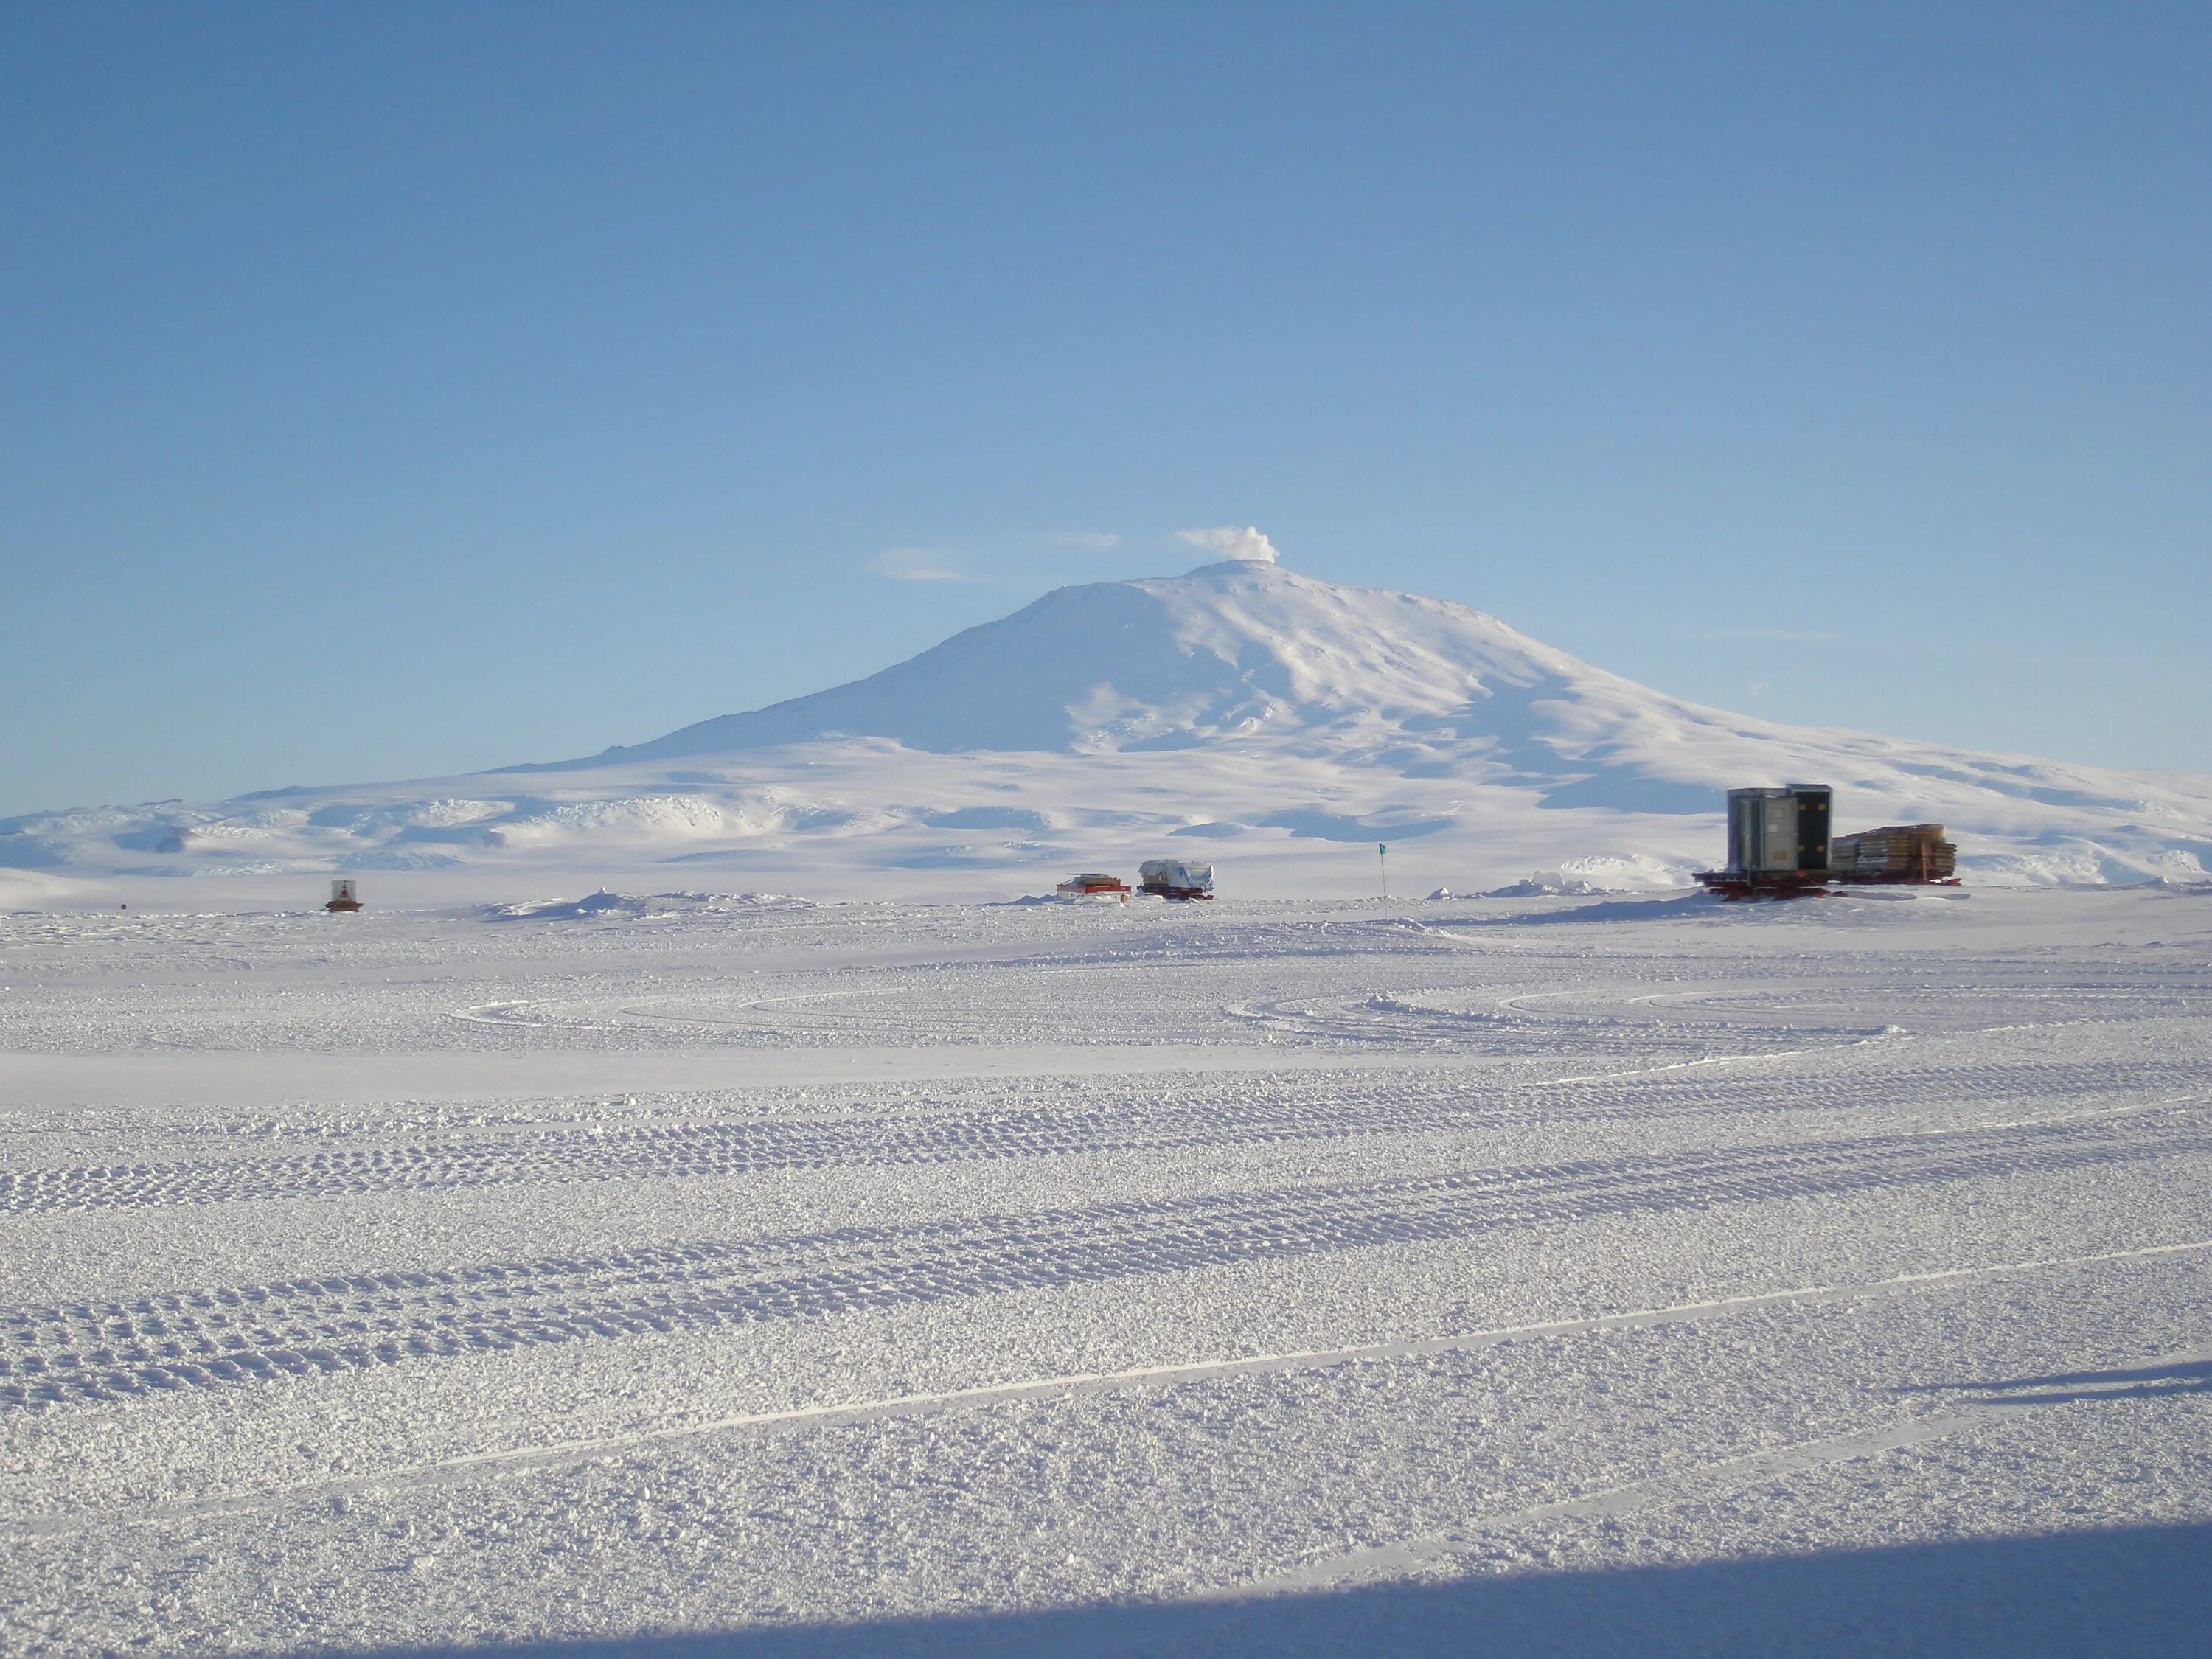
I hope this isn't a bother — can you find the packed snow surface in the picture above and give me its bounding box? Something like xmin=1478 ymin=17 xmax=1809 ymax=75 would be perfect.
xmin=4 ymin=883 xmax=2211 ymax=1654
xmin=5 ymin=557 xmax=2208 ymax=911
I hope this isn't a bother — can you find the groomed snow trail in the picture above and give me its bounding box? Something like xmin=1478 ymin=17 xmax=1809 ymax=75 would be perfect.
xmin=1 ymin=885 xmax=2210 ymax=1655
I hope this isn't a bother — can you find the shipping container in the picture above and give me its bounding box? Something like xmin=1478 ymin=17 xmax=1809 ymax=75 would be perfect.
xmin=1724 ymin=784 xmax=1832 ymax=875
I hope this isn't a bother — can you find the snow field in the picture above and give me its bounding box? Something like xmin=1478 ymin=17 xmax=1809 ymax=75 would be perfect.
xmin=1 ymin=884 xmax=2210 ymax=1654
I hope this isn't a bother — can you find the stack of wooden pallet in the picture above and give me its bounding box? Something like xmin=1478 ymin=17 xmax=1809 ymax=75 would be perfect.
xmin=1829 ymin=824 xmax=1958 ymax=883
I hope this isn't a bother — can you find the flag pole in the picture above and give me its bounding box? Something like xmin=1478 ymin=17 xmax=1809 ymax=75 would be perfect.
xmin=1378 ymin=841 xmax=1388 ymax=898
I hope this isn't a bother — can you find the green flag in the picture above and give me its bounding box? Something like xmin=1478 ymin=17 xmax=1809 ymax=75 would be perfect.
xmin=1378 ymin=843 xmax=1387 ymax=855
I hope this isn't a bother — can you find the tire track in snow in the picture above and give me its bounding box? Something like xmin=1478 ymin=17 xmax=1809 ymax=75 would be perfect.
xmin=1 ymin=1060 xmax=2200 ymax=1216
xmin=1225 ymin=983 xmax=2205 ymax=1051
xmin=18 ymin=1238 xmax=2208 ymax=1542
xmin=4 ymin=1107 xmax=2210 ymax=1411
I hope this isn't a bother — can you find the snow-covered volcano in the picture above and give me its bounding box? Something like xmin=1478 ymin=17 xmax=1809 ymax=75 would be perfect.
xmin=7 ymin=554 xmax=2211 ymax=904
xmin=543 ymin=560 xmax=1635 ymax=765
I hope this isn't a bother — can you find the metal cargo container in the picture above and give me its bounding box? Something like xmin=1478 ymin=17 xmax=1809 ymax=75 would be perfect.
xmin=1724 ymin=784 xmax=1832 ymax=875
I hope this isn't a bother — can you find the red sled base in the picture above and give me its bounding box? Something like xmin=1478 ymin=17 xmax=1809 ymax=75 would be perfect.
xmin=1692 ymin=871 xmax=1830 ymax=902
xmin=1694 ymin=871 xmax=1964 ymax=900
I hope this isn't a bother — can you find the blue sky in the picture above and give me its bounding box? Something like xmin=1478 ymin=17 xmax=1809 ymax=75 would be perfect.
xmin=3 ymin=2 xmax=2205 ymax=816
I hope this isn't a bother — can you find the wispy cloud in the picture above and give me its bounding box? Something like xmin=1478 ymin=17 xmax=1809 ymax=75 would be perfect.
xmin=1176 ymin=526 xmax=1278 ymax=563
xmin=868 ymin=547 xmax=965 ymax=582
xmin=1048 ymin=531 xmax=1121 ymax=550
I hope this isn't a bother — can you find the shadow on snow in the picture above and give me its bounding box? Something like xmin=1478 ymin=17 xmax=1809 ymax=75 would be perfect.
xmin=264 ymin=1519 xmax=2212 ymax=1658
xmin=1901 ymin=1354 xmax=2212 ymax=1409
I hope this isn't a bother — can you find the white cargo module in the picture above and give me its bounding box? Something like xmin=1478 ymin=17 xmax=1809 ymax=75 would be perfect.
xmin=1138 ymin=859 xmax=1214 ymax=900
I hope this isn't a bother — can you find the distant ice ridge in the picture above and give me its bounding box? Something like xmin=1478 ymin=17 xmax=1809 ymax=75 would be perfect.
xmin=6 ymin=549 xmax=2209 ymax=901
xmin=487 ymin=891 xmax=813 ymax=922
xmin=1481 ymin=855 xmax=1697 ymax=898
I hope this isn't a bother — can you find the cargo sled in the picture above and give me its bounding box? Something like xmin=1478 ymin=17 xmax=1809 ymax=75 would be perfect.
xmin=1138 ymin=858 xmax=1214 ymax=900
xmin=1694 ymin=789 xmax=1962 ymax=899
xmin=1056 ymin=872 xmax=1132 ymax=902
